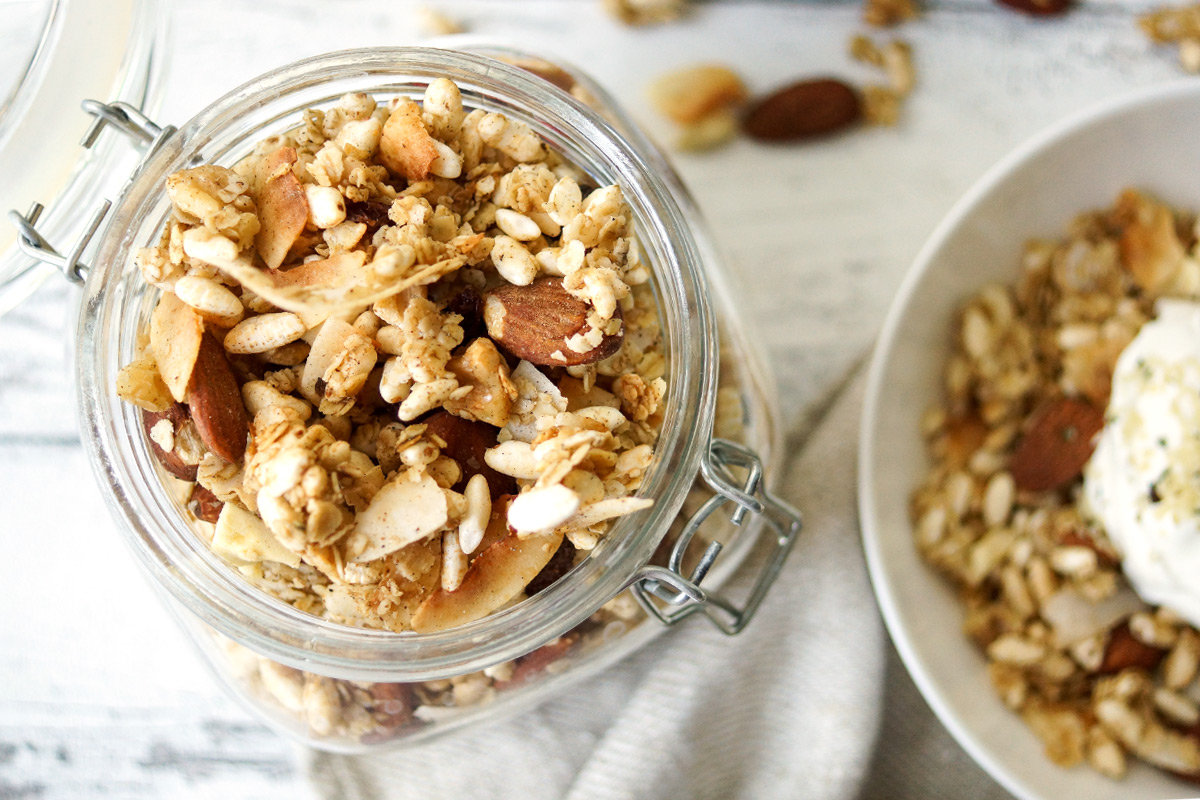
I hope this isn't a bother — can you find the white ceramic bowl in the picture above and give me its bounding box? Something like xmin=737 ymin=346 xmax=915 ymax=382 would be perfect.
xmin=859 ymin=79 xmax=1200 ymax=800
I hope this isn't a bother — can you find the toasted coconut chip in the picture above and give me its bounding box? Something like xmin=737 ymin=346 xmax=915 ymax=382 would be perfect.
xmin=410 ymin=528 xmax=564 ymax=633
xmin=349 ymin=474 xmax=448 ymax=562
xmin=565 ymin=496 xmax=653 ymax=529
xmin=380 ymin=98 xmax=440 ymax=182
xmin=216 ymin=249 xmax=465 ymax=320
xmin=149 ymin=291 xmax=205 ymax=402
xmin=254 ymin=147 xmax=309 ymax=270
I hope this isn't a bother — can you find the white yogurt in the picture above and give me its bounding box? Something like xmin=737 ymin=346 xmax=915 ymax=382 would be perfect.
xmin=1083 ymin=298 xmax=1200 ymax=626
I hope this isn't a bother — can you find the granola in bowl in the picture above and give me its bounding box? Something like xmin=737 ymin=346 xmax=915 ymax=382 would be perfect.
xmin=116 ymin=81 xmax=666 ymax=635
xmin=911 ymin=188 xmax=1200 ymax=781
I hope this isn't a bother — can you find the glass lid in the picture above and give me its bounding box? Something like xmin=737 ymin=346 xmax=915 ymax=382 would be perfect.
xmin=0 ymin=0 xmax=166 ymax=316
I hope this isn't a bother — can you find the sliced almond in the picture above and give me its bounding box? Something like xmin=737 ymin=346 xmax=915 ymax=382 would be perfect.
xmin=410 ymin=528 xmax=564 ymax=633
xmin=186 ymin=332 xmax=250 ymax=463
xmin=150 ymin=291 xmax=205 ymax=402
xmin=254 ymin=146 xmax=308 ymax=270
xmin=379 ymin=98 xmax=439 ymax=182
xmin=484 ymin=277 xmax=623 ymax=366
xmin=351 ymin=474 xmax=448 ymax=562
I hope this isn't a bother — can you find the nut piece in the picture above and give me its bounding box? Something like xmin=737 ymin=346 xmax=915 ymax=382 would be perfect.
xmin=484 ymin=277 xmax=623 ymax=366
xmin=742 ymin=79 xmax=862 ymax=142
xmin=424 ymin=411 xmax=517 ymax=496
xmin=995 ymin=0 xmax=1071 ymax=15
xmin=1008 ymin=397 xmax=1104 ymax=492
xmin=188 ymin=484 xmax=224 ymax=524
xmin=142 ymin=403 xmax=198 ymax=480
xmin=1099 ymin=622 xmax=1168 ymax=674
xmin=647 ymin=64 xmax=747 ymax=125
xmin=186 ymin=332 xmax=250 ymax=463
xmin=254 ymin=147 xmax=309 ymax=270
xmin=410 ymin=528 xmax=564 ymax=633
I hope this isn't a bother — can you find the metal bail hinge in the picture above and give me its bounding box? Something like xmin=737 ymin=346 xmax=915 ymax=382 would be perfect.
xmin=7 ymin=100 xmax=175 ymax=285
xmin=630 ymin=438 xmax=802 ymax=635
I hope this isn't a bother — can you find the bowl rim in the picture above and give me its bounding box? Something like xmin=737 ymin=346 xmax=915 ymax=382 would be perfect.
xmin=858 ymin=76 xmax=1200 ymax=799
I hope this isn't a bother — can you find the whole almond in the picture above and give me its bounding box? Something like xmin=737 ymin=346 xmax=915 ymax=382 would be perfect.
xmin=996 ymin=0 xmax=1072 ymax=15
xmin=1009 ymin=398 xmax=1104 ymax=492
xmin=1098 ymin=622 xmax=1166 ymax=674
xmin=142 ymin=403 xmax=197 ymax=481
xmin=423 ymin=411 xmax=517 ymax=497
xmin=186 ymin=332 xmax=250 ymax=463
xmin=743 ymin=78 xmax=862 ymax=142
xmin=484 ymin=277 xmax=623 ymax=366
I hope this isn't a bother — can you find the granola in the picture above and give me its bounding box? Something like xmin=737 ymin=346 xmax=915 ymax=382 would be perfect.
xmin=912 ymin=188 xmax=1200 ymax=780
xmin=117 ymin=82 xmax=667 ymax=636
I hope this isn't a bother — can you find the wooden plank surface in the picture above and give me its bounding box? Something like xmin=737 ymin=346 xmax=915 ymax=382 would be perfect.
xmin=0 ymin=0 xmax=1183 ymax=796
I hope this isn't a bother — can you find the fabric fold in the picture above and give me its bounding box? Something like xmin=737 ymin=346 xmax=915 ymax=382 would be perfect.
xmin=308 ymin=373 xmax=886 ymax=800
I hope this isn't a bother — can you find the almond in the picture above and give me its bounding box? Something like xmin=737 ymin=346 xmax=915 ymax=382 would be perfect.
xmin=742 ymin=78 xmax=862 ymax=142
xmin=483 ymin=277 xmax=623 ymax=366
xmin=423 ymin=411 xmax=517 ymax=497
xmin=524 ymin=538 xmax=577 ymax=596
xmin=995 ymin=0 xmax=1072 ymax=15
xmin=142 ymin=403 xmax=197 ymax=480
xmin=1009 ymin=397 xmax=1104 ymax=492
xmin=186 ymin=332 xmax=250 ymax=463
xmin=254 ymin=146 xmax=308 ymax=270
xmin=1098 ymin=622 xmax=1166 ymax=674
xmin=410 ymin=528 xmax=564 ymax=633
xmin=188 ymin=483 xmax=224 ymax=524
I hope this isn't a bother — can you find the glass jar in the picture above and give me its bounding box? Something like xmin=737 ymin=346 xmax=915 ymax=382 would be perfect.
xmin=13 ymin=45 xmax=799 ymax=752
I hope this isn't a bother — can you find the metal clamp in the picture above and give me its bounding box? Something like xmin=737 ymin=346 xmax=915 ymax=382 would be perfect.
xmin=6 ymin=100 xmax=176 ymax=284
xmin=630 ymin=438 xmax=802 ymax=635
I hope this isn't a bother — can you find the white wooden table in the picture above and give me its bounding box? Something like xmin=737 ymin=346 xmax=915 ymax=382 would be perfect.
xmin=0 ymin=0 xmax=1182 ymax=796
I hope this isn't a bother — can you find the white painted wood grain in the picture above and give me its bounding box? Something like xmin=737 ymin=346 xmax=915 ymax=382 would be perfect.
xmin=0 ymin=0 xmax=1189 ymax=796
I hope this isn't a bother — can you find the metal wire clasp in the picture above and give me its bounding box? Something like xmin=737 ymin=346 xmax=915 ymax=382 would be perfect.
xmin=7 ymin=100 xmax=175 ymax=284
xmin=630 ymin=438 xmax=802 ymax=635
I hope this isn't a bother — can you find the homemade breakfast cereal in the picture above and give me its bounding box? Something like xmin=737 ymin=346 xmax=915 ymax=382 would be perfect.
xmin=912 ymin=188 xmax=1200 ymax=780
xmin=116 ymin=79 xmax=667 ymax=638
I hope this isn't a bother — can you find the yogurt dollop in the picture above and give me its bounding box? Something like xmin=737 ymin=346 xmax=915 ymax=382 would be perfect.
xmin=1083 ymin=298 xmax=1200 ymax=627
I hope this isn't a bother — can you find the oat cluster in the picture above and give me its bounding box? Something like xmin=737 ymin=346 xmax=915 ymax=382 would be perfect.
xmin=1141 ymin=3 xmax=1200 ymax=73
xmin=117 ymin=79 xmax=668 ymax=638
xmin=912 ymin=189 xmax=1200 ymax=778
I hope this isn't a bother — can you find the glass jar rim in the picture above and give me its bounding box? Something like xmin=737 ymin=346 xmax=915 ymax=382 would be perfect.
xmin=77 ymin=45 xmax=720 ymax=682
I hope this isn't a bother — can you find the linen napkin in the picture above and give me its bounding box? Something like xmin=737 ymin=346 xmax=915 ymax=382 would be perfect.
xmin=307 ymin=370 xmax=890 ymax=800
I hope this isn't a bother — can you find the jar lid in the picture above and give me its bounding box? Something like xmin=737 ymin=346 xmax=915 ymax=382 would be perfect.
xmin=0 ymin=0 xmax=166 ymax=315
